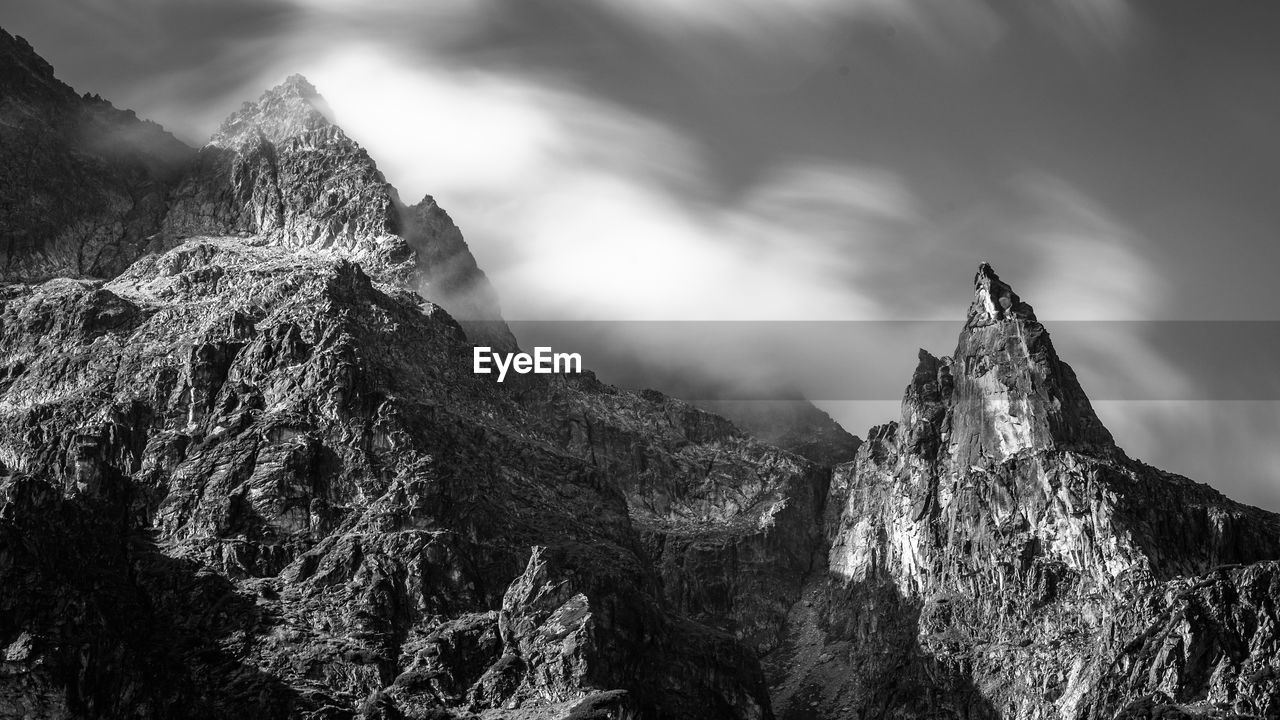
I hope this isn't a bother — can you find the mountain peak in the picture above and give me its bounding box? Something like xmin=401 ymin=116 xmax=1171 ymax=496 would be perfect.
xmin=0 ymin=26 xmax=193 ymax=282
xmin=164 ymin=74 xmax=416 ymax=280
xmin=276 ymin=73 xmax=318 ymax=96
xmin=941 ymin=262 xmax=1112 ymax=461
xmin=210 ymin=74 xmax=335 ymax=147
xmin=967 ymin=261 xmax=1036 ymax=328
xmin=891 ymin=263 xmax=1112 ymax=465
xmin=1 ymin=28 xmax=56 ymax=85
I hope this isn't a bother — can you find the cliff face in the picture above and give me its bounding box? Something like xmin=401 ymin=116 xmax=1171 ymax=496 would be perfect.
xmin=769 ymin=264 xmax=1280 ymax=720
xmin=3 ymin=30 xmax=1280 ymax=720
xmin=0 ymin=29 xmax=193 ymax=281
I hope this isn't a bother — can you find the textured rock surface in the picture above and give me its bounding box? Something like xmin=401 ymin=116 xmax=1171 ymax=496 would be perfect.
xmin=767 ymin=264 xmax=1280 ymax=720
xmin=1095 ymin=562 xmax=1280 ymax=718
xmin=0 ymin=29 xmax=193 ymax=281
xmin=161 ymin=75 xmax=412 ymax=283
xmin=0 ymin=238 xmax=784 ymax=719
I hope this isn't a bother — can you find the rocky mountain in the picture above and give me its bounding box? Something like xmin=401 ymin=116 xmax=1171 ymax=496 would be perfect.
xmin=2 ymin=29 xmax=1279 ymax=720
xmin=159 ymin=74 xmax=509 ymax=343
xmin=161 ymin=74 xmax=413 ymax=281
xmin=767 ymin=264 xmax=1280 ymax=720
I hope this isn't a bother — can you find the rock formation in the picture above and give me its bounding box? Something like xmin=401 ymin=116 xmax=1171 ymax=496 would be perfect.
xmin=161 ymin=74 xmax=413 ymax=280
xmin=768 ymin=263 xmax=1280 ymax=719
xmin=159 ymin=74 xmax=508 ymax=341
xmin=2 ymin=28 xmax=1279 ymax=720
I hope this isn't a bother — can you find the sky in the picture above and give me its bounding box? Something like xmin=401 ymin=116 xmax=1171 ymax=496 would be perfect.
xmin=4 ymin=0 xmax=1279 ymax=510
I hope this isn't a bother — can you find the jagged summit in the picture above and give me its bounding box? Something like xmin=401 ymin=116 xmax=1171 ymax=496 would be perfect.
xmin=279 ymin=72 xmax=317 ymax=94
xmin=163 ymin=73 xmax=512 ymax=334
xmin=210 ymin=73 xmax=336 ymax=147
xmin=967 ymin=261 xmax=1037 ymax=328
xmin=162 ymin=73 xmax=417 ymax=280
xmin=0 ymin=28 xmax=508 ymax=331
xmin=820 ymin=262 xmax=1280 ymax=718
xmin=899 ymin=263 xmax=1113 ymax=464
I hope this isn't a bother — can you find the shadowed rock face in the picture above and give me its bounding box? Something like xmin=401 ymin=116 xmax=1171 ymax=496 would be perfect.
xmin=0 ymin=29 xmax=193 ymax=281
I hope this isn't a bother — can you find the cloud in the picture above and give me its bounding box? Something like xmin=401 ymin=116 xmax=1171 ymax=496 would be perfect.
xmin=592 ymin=0 xmax=1006 ymax=57
xmin=289 ymin=41 xmax=943 ymax=409
xmin=578 ymin=0 xmax=1009 ymax=94
xmin=585 ymin=0 xmax=1139 ymax=78
xmin=1006 ymin=175 xmax=1194 ymax=408
xmin=1029 ymin=0 xmax=1139 ymax=52
xmin=304 ymin=44 xmax=919 ymax=323
xmin=1016 ymin=174 xmax=1163 ymax=321
xmin=491 ymin=163 xmax=916 ymax=321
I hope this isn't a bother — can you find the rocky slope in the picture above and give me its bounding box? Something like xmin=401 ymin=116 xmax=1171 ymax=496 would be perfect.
xmin=0 ymin=235 xmax=803 ymax=719
xmin=0 ymin=28 xmax=192 ymax=281
xmin=0 ymin=41 xmax=506 ymax=338
xmin=2 ymin=28 xmax=1279 ymax=720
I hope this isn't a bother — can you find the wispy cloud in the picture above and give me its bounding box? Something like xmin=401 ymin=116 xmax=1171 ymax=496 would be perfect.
xmin=1008 ymin=174 xmax=1194 ymax=408
xmin=591 ymin=0 xmax=1007 ymax=57
xmin=587 ymin=0 xmax=1139 ymax=71
xmin=306 ymin=45 xmax=918 ymax=322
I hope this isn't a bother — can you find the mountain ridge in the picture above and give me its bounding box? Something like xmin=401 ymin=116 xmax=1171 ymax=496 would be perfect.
xmin=0 ymin=27 xmax=193 ymax=282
